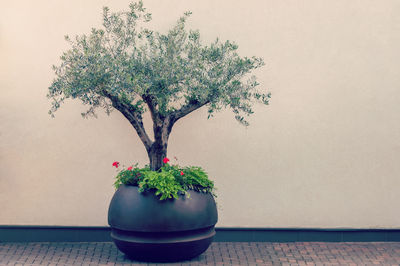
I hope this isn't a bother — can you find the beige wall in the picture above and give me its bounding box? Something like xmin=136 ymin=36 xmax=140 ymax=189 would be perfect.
xmin=1 ymin=0 xmax=400 ymax=228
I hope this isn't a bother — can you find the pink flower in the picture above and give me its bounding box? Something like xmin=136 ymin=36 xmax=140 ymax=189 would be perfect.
xmin=163 ymin=157 xmax=170 ymax=164
xmin=127 ymin=166 xmax=133 ymax=171
xmin=180 ymin=171 xmax=184 ymax=176
xmin=112 ymin=161 xmax=120 ymax=168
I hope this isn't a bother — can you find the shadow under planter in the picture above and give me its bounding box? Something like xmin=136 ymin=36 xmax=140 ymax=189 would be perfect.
xmin=108 ymin=185 xmax=218 ymax=262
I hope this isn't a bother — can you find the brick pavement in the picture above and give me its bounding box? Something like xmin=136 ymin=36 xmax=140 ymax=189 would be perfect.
xmin=0 ymin=242 xmax=399 ymax=265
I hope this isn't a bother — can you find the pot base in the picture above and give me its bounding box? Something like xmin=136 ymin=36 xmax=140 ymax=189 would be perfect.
xmin=111 ymin=227 xmax=215 ymax=262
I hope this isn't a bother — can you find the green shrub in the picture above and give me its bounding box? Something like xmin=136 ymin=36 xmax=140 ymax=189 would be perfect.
xmin=113 ymin=160 xmax=215 ymax=200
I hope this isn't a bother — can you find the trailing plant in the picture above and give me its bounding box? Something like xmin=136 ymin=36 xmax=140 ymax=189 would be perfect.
xmin=113 ymin=158 xmax=215 ymax=200
xmin=48 ymin=1 xmax=269 ymax=172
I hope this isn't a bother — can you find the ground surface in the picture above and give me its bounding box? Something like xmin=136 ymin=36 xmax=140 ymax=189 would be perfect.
xmin=1 ymin=242 xmax=400 ymax=265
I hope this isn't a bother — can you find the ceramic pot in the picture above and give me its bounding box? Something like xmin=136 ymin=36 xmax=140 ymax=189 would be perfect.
xmin=108 ymin=185 xmax=218 ymax=262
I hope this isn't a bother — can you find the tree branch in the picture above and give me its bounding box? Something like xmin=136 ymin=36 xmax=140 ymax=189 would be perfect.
xmin=142 ymin=94 xmax=161 ymax=126
xmin=102 ymin=90 xmax=153 ymax=150
xmin=171 ymin=99 xmax=210 ymax=123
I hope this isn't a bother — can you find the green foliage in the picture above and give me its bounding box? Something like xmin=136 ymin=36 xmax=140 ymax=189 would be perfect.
xmin=48 ymin=1 xmax=269 ymax=125
xmin=113 ymin=163 xmax=145 ymax=187
xmin=114 ymin=163 xmax=215 ymax=200
xmin=138 ymin=170 xmax=183 ymax=200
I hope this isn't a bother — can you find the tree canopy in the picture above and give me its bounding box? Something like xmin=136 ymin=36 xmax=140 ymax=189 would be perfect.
xmin=48 ymin=1 xmax=270 ymax=170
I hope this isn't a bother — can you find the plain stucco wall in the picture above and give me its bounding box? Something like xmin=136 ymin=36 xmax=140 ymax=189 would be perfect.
xmin=1 ymin=0 xmax=400 ymax=228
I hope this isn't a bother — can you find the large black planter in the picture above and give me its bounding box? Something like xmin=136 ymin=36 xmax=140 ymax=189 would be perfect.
xmin=108 ymin=185 xmax=218 ymax=262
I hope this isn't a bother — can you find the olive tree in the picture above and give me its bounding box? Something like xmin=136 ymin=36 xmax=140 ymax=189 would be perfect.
xmin=48 ymin=1 xmax=270 ymax=170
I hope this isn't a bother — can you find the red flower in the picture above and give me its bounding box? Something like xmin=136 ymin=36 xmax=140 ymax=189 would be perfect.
xmin=112 ymin=161 xmax=120 ymax=168
xmin=163 ymin=157 xmax=170 ymax=164
xmin=127 ymin=166 xmax=133 ymax=171
xmin=180 ymin=171 xmax=184 ymax=176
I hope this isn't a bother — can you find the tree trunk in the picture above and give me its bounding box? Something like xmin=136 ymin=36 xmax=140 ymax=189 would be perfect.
xmin=146 ymin=115 xmax=175 ymax=171
xmin=148 ymin=141 xmax=167 ymax=171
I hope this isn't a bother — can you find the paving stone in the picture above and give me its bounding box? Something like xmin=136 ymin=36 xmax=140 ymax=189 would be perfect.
xmin=0 ymin=242 xmax=400 ymax=265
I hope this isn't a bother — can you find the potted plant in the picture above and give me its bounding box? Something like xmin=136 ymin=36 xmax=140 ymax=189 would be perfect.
xmin=48 ymin=1 xmax=269 ymax=262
